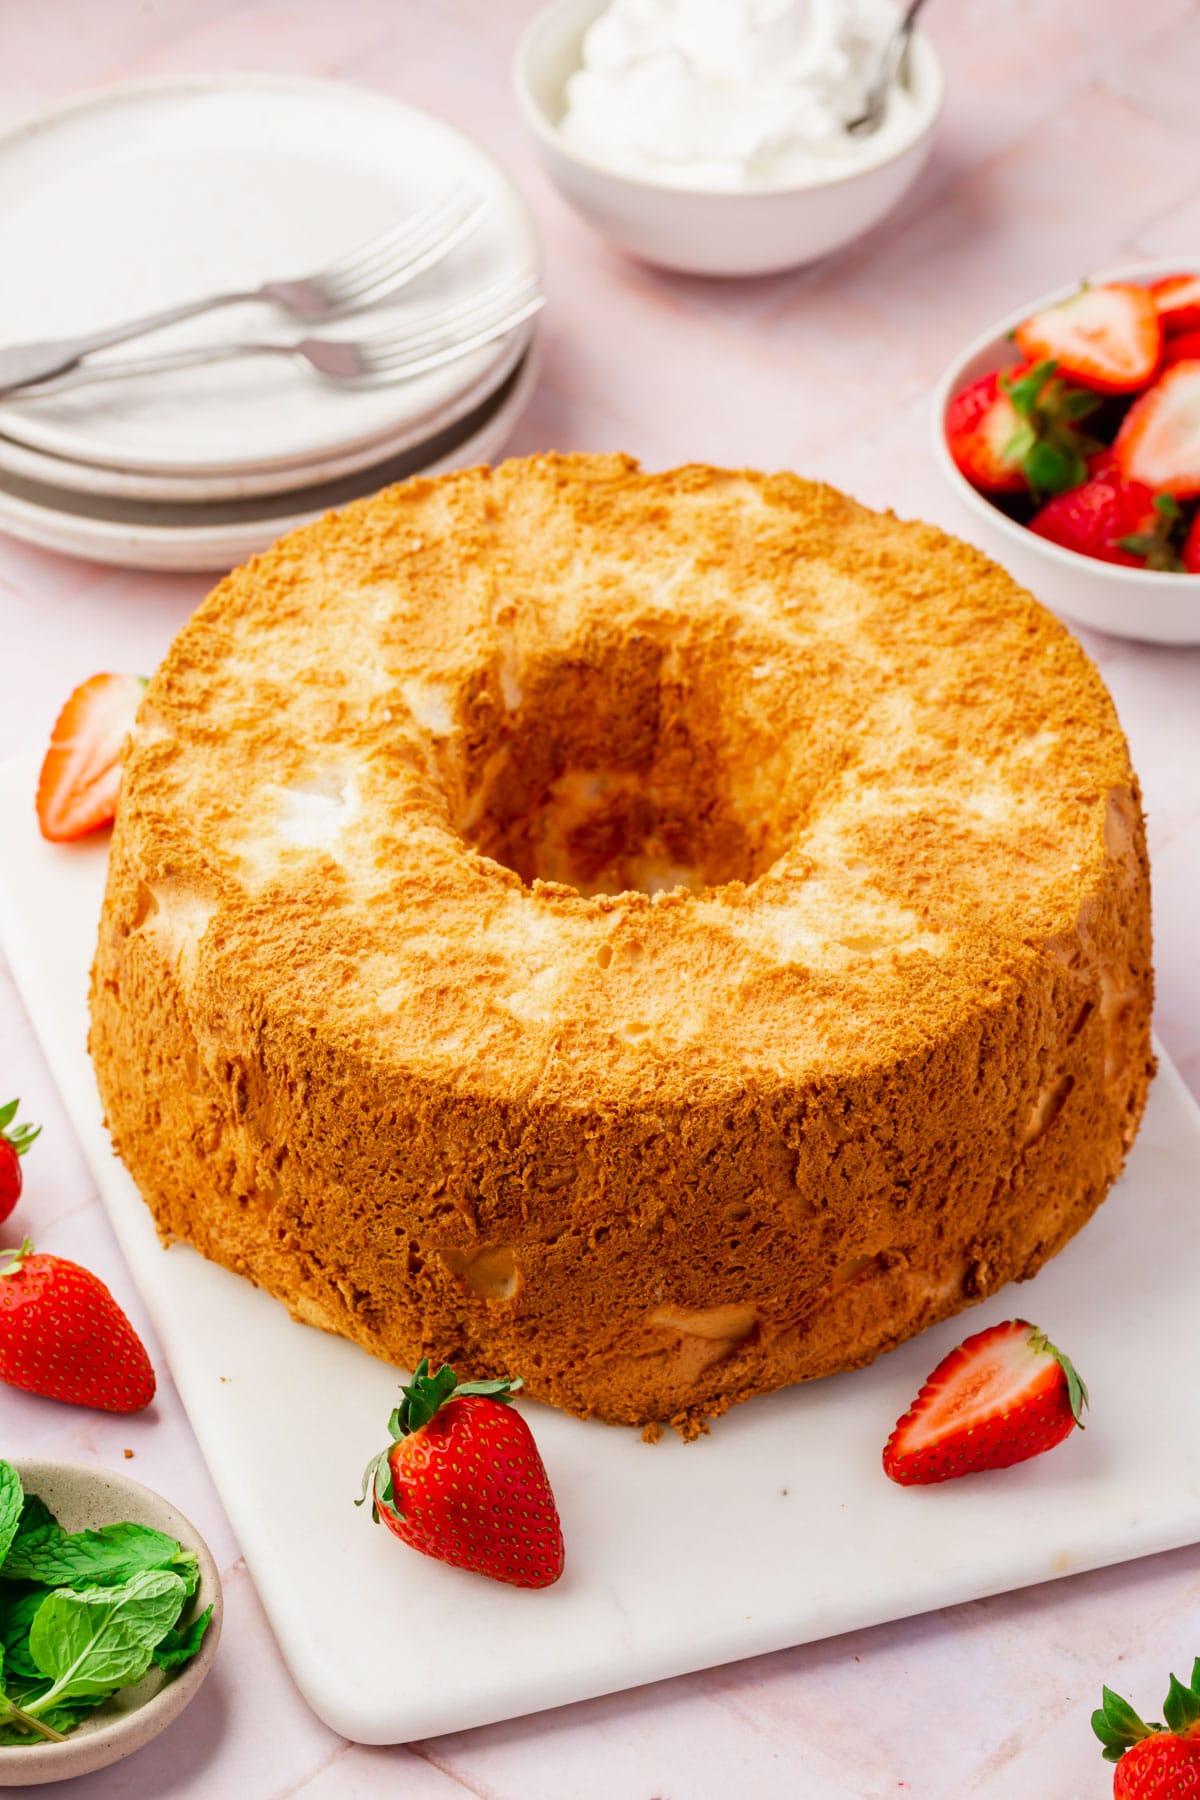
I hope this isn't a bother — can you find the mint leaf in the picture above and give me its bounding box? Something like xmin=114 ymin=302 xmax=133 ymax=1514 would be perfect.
xmin=24 ymin=1569 xmax=186 ymax=1715
xmin=4 ymin=1518 xmax=187 ymax=1589
xmin=2 ymin=1494 xmax=58 ymax=1575
xmin=0 ymin=1589 xmax=46 ymax=1681
xmin=172 ymin=1550 xmax=200 ymax=1599
xmin=0 ymin=1464 xmax=22 ymax=1571
xmin=151 ymin=1602 xmax=213 ymax=1672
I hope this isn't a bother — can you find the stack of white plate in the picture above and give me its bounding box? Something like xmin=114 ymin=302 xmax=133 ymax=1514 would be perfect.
xmin=0 ymin=76 xmax=542 ymax=572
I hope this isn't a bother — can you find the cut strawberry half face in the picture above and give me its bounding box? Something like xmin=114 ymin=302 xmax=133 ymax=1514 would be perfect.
xmin=1014 ymin=282 xmax=1162 ymax=394
xmin=883 ymin=1318 xmax=1087 ymax=1486
xmin=1149 ymin=272 xmax=1200 ymax=333
xmin=1114 ymin=360 xmax=1200 ymax=498
xmin=35 ymin=672 xmax=146 ymax=843
xmin=944 ymin=370 xmax=1027 ymax=493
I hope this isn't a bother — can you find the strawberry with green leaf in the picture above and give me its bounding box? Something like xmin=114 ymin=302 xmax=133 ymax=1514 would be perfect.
xmin=1093 ymin=1660 xmax=1200 ymax=1796
xmin=0 ymin=1100 xmax=40 ymax=1225
xmin=944 ymin=359 xmax=1102 ymax=498
xmin=1030 ymin=469 xmax=1186 ymax=570
xmin=358 ymin=1359 xmax=564 ymax=1589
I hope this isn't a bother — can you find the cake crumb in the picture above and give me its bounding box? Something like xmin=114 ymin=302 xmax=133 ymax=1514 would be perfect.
xmin=123 ymin=1448 xmax=134 ymax=1459
xmin=641 ymin=1422 xmax=663 ymax=1445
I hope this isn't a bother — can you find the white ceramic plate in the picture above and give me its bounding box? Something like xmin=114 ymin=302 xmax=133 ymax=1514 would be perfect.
xmin=0 ymin=343 xmax=539 ymax=572
xmin=0 ymin=323 xmax=534 ymax=502
xmin=0 ymin=76 xmax=538 ymax=476
xmin=1 ymin=754 xmax=1198 ymax=1745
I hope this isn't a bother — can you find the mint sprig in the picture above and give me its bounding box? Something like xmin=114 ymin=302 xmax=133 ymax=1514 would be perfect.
xmin=0 ymin=1461 xmax=214 ymax=1750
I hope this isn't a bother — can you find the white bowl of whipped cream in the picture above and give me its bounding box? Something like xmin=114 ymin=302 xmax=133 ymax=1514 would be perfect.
xmin=514 ymin=0 xmax=943 ymax=277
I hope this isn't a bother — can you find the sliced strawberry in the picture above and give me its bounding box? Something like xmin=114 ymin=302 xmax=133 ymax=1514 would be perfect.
xmin=945 ymin=370 xmax=1027 ymax=493
xmin=1029 ymin=470 xmax=1183 ymax=568
xmin=1114 ymin=360 xmax=1200 ymax=498
xmin=1014 ymin=283 xmax=1162 ymax=394
xmin=1164 ymin=329 xmax=1200 ymax=369
xmin=1183 ymin=508 xmax=1200 ymax=574
xmin=35 ymin=672 xmax=145 ymax=843
xmin=1149 ymin=272 xmax=1200 ymax=333
xmin=945 ymin=361 xmax=1101 ymax=496
xmin=882 ymin=1318 xmax=1087 ymax=1486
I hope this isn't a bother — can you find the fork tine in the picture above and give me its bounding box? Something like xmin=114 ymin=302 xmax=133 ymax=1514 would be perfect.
xmin=363 ymin=295 xmax=544 ymax=375
xmin=322 ymin=198 xmax=488 ymax=310
xmin=360 ymin=274 xmax=541 ymax=358
xmin=319 ymin=187 xmax=481 ymax=300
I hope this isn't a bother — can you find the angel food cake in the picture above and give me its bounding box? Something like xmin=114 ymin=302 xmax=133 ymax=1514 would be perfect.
xmin=89 ymin=455 xmax=1154 ymax=1436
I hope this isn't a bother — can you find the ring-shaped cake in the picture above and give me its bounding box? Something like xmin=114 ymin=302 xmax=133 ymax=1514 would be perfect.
xmin=90 ymin=455 xmax=1153 ymax=1436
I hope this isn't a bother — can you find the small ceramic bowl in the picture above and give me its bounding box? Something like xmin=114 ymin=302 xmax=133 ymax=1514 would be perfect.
xmin=0 ymin=1460 xmax=222 ymax=1787
xmin=932 ymin=259 xmax=1200 ymax=646
xmin=513 ymin=0 xmax=943 ymax=277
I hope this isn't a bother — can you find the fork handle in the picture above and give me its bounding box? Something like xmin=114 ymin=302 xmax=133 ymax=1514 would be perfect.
xmin=8 ymin=338 xmax=294 ymax=398
xmin=0 ymin=289 xmax=263 ymax=397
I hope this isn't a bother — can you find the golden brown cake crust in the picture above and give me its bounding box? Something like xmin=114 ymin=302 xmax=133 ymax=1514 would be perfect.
xmin=89 ymin=455 xmax=1154 ymax=1435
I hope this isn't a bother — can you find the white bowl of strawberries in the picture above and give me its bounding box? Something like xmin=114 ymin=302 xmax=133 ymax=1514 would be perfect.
xmin=933 ymin=261 xmax=1200 ymax=645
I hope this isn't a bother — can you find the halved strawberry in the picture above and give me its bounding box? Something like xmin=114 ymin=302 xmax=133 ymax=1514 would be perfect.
xmin=1149 ymin=272 xmax=1200 ymax=333
xmin=945 ymin=360 xmax=1101 ymax=496
xmin=35 ymin=673 xmax=145 ymax=843
xmin=882 ymin=1319 xmax=1087 ymax=1486
xmin=1029 ymin=469 xmax=1184 ymax=569
xmin=1014 ymin=283 xmax=1162 ymax=394
xmin=1183 ymin=507 xmax=1200 ymax=574
xmin=1163 ymin=329 xmax=1200 ymax=369
xmin=1114 ymin=360 xmax=1200 ymax=498
xmin=944 ymin=370 xmax=1027 ymax=493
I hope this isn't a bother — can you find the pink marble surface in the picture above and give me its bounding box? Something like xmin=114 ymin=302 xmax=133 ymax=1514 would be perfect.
xmin=2 ymin=1 xmax=1200 ymax=1793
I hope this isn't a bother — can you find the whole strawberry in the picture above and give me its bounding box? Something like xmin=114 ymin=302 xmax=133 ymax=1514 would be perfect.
xmin=358 ymin=1359 xmax=564 ymax=1589
xmin=1094 ymin=1662 xmax=1200 ymax=1796
xmin=0 ymin=1238 xmax=155 ymax=1412
xmin=883 ymin=1319 xmax=1087 ymax=1485
xmin=0 ymin=1100 xmax=40 ymax=1225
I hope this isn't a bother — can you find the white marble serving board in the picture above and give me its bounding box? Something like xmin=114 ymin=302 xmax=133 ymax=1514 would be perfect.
xmin=2 ymin=748 xmax=1198 ymax=1746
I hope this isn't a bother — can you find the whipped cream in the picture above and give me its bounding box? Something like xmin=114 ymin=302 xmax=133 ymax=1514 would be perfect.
xmin=560 ymin=0 xmax=923 ymax=191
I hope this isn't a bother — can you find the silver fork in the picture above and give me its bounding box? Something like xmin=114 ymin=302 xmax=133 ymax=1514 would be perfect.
xmin=0 ymin=186 xmax=487 ymax=397
xmin=12 ymin=274 xmax=545 ymax=397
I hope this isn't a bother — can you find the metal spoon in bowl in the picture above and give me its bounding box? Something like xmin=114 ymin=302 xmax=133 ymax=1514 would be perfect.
xmin=845 ymin=0 xmax=931 ymax=137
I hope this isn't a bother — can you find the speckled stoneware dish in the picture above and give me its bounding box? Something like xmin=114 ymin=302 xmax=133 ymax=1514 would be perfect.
xmin=0 ymin=1460 xmax=222 ymax=1786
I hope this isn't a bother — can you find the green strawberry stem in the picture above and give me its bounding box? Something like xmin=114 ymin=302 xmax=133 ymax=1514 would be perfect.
xmin=0 ymin=1693 xmax=68 ymax=1743
xmin=0 ymin=1099 xmax=40 ymax=1156
xmin=1118 ymin=494 xmax=1187 ymax=571
xmin=1092 ymin=1662 xmax=1200 ymax=1765
xmin=1027 ymin=1326 xmax=1088 ymax=1427
xmin=0 ymin=1238 xmax=34 ymax=1280
xmin=355 ymin=1357 xmax=524 ymax=1526
xmin=999 ymin=359 xmax=1104 ymax=501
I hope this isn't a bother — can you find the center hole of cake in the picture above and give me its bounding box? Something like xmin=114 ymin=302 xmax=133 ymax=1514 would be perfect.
xmin=454 ymin=634 xmax=794 ymax=899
